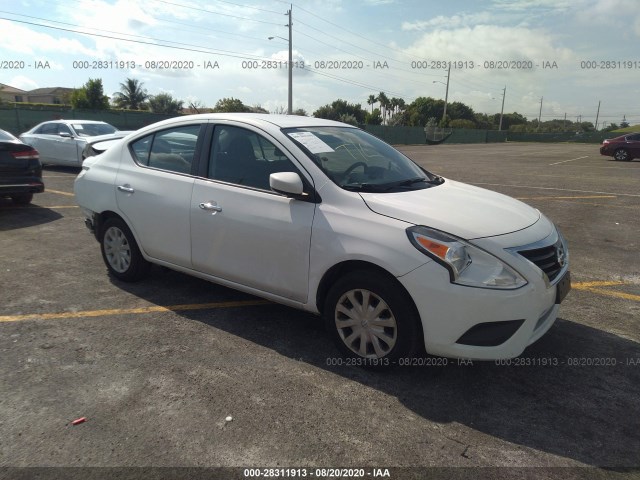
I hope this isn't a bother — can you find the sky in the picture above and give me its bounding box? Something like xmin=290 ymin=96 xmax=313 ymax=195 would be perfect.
xmin=0 ymin=0 xmax=638 ymax=126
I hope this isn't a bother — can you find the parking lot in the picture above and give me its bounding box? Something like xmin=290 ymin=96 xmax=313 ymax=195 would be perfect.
xmin=1 ymin=143 xmax=639 ymax=479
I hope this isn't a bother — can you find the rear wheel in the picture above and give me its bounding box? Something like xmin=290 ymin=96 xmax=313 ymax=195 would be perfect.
xmin=11 ymin=193 xmax=33 ymax=205
xmin=614 ymin=148 xmax=630 ymax=161
xmin=323 ymin=270 xmax=422 ymax=366
xmin=100 ymin=217 xmax=150 ymax=281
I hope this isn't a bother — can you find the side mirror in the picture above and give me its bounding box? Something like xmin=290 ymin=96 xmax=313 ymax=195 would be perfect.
xmin=59 ymin=132 xmax=72 ymax=138
xmin=269 ymin=172 xmax=304 ymax=197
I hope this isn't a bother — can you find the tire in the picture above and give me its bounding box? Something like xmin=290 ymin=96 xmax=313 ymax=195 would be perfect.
xmin=11 ymin=193 xmax=33 ymax=205
xmin=614 ymin=149 xmax=630 ymax=161
xmin=99 ymin=217 xmax=150 ymax=281
xmin=323 ymin=270 xmax=422 ymax=365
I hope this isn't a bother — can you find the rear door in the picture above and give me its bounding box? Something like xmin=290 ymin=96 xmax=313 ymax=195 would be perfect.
xmin=24 ymin=122 xmax=58 ymax=164
xmin=627 ymin=133 xmax=640 ymax=158
xmin=114 ymin=123 xmax=203 ymax=268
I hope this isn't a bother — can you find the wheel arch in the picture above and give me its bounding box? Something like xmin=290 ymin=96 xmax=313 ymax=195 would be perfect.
xmin=315 ymin=260 xmax=421 ymax=320
xmin=94 ymin=210 xmax=129 ymax=241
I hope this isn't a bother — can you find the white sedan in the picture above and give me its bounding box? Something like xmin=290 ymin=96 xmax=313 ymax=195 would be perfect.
xmin=20 ymin=120 xmax=131 ymax=166
xmin=74 ymin=114 xmax=571 ymax=364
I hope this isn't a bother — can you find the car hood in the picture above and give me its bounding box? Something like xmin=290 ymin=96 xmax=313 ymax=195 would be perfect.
xmin=360 ymin=179 xmax=540 ymax=240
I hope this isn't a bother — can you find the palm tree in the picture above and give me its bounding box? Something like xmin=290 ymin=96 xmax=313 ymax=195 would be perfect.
xmin=367 ymin=94 xmax=377 ymax=114
xmin=377 ymin=91 xmax=389 ymax=125
xmin=112 ymin=78 xmax=149 ymax=110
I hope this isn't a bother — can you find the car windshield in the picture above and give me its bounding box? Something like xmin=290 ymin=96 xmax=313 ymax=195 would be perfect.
xmin=283 ymin=126 xmax=441 ymax=192
xmin=71 ymin=123 xmax=118 ymax=137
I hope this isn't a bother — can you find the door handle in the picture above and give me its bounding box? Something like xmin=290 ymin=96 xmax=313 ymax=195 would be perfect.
xmin=199 ymin=201 xmax=222 ymax=212
xmin=117 ymin=185 xmax=135 ymax=193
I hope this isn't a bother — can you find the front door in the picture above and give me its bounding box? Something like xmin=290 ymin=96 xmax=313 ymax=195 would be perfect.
xmin=191 ymin=124 xmax=315 ymax=303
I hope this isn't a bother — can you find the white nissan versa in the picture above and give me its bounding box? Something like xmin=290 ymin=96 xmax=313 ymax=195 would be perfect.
xmin=74 ymin=114 xmax=571 ymax=364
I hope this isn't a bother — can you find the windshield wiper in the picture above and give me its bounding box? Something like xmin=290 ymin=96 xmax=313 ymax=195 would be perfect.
xmin=342 ymin=176 xmax=443 ymax=192
xmin=342 ymin=183 xmax=390 ymax=192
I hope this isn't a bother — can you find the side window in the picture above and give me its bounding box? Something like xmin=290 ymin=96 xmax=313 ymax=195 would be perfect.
xmin=37 ymin=123 xmax=57 ymax=135
xmin=209 ymin=125 xmax=299 ymax=190
xmin=130 ymin=125 xmax=201 ymax=174
xmin=58 ymin=124 xmax=73 ymax=136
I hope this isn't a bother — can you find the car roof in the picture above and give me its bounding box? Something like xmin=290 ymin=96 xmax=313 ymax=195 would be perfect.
xmin=133 ymin=113 xmax=352 ymax=135
xmin=39 ymin=120 xmax=110 ymax=125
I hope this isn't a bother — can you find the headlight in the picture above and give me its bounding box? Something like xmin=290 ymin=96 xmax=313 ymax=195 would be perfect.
xmin=406 ymin=226 xmax=527 ymax=290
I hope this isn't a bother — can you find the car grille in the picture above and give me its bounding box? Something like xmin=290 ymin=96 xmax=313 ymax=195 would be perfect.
xmin=518 ymin=240 xmax=564 ymax=282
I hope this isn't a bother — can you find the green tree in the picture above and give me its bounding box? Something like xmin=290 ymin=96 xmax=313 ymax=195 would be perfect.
xmin=112 ymin=78 xmax=148 ymax=110
xmin=405 ymin=97 xmax=445 ymax=126
xmin=449 ymin=119 xmax=476 ymax=129
xmin=213 ymin=97 xmax=250 ymax=113
xmin=313 ymin=99 xmax=366 ymax=124
xmin=447 ymin=101 xmax=475 ymax=122
xmin=71 ymin=78 xmax=109 ymax=109
xmin=249 ymin=104 xmax=269 ymax=114
xmin=148 ymin=93 xmax=184 ymax=114
xmin=493 ymin=112 xmax=527 ymax=130
xmin=292 ymin=108 xmax=308 ymax=116
xmin=364 ymin=108 xmax=382 ymax=125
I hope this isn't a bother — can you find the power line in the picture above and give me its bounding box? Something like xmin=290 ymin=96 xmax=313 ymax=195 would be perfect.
xmin=292 ymin=3 xmax=413 ymax=59
xmin=150 ymin=0 xmax=284 ymax=25
xmin=0 ymin=16 xmax=271 ymax=62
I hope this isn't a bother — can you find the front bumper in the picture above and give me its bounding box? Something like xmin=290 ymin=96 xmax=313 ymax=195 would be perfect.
xmin=398 ymin=228 xmax=569 ymax=360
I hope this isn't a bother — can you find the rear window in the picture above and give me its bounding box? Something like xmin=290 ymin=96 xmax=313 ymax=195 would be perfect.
xmin=0 ymin=130 xmax=16 ymax=141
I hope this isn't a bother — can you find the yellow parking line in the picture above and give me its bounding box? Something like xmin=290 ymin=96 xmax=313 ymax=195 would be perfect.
xmin=517 ymin=195 xmax=617 ymax=200
xmin=0 ymin=299 xmax=271 ymax=323
xmin=573 ymin=281 xmax=640 ymax=302
xmin=46 ymin=189 xmax=74 ymax=197
xmin=584 ymin=288 xmax=640 ymax=302
xmin=573 ymin=281 xmax=625 ymax=288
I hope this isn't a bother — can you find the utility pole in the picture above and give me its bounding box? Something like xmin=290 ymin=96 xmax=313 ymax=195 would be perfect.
xmin=563 ymin=113 xmax=566 ymax=131
xmin=498 ymin=86 xmax=506 ymax=131
xmin=594 ymin=100 xmax=601 ymax=131
xmin=287 ymin=5 xmax=293 ymax=115
xmin=442 ymin=62 xmax=450 ymax=125
xmin=537 ymin=96 xmax=543 ymax=131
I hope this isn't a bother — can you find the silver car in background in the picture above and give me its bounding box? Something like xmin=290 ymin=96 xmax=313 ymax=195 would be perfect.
xmin=19 ymin=120 xmax=130 ymax=166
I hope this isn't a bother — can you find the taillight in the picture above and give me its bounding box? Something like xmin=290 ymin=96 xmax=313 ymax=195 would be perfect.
xmin=11 ymin=149 xmax=39 ymax=160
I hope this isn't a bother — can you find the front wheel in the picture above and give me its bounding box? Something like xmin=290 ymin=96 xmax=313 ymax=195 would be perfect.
xmin=100 ymin=217 xmax=150 ymax=281
xmin=323 ymin=270 xmax=422 ymax=364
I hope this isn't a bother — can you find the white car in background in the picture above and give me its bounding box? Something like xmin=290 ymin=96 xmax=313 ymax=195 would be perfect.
xmin=74 ymin=114 xmax=571 ymax=364
xmin=20 ymin=120 xmax=132 ymax=166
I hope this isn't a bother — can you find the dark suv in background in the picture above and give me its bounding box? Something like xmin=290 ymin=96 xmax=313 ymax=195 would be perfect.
xmin=0 ymin=129 xmax=44 ymax=205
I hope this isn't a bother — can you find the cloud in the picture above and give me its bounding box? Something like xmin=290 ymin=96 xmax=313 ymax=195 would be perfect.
xmin=491 ymin=0 xmax=574 ymax=11
xmin=8 ymin=75 xmax=40 ymax=91
xmin=402 ymin=25 xmax=573 ymax=64
xmin=575 ymin=0 xmax=640 ymax=37
xmin=402 ymin=12 xmax=495 ymax=31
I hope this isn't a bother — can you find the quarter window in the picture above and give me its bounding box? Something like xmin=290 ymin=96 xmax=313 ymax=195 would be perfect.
xmin=208 ymin=125 xmax=299 ymax=190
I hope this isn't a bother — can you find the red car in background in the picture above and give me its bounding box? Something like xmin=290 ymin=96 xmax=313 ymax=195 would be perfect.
xmin=600 ymin=133 xmax=640 ymax=161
